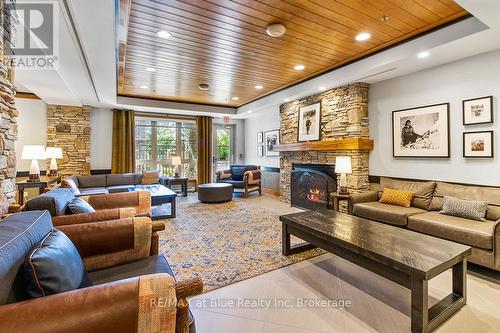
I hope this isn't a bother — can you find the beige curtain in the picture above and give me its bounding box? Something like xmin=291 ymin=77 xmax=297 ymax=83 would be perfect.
xmin=196 ymin=116 xmax=213 ymax=185
xmin=111 ymin=109 xmax=136 ymax=173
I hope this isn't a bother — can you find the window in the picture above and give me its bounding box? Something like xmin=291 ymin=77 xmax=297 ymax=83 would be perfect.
xmin=135 ymin=117 xmax=197 ymax=178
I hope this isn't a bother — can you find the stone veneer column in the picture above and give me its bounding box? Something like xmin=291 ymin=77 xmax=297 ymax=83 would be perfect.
xmin=279 ymin=82 xmax=370 ymax=204
xmin=46 ymin=105 xmax=91 ymax=176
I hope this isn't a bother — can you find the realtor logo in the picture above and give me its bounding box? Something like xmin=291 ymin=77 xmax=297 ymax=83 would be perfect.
xmin=7 ymin=1 xmax=58 ymax=69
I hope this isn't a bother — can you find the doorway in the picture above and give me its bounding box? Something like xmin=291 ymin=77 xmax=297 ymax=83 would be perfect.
xmin=213 ymin=124 xmax=234 ymax=178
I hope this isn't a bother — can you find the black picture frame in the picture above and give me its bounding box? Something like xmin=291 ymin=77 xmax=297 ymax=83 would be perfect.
xmin=264 ymin=129 xmax=280 ymax=157
xmin=463 ymin=130 xmax=494 ymax=158
xmin=257 ymin=132 xmax=263 ymax=144
xmin=297 ymin=102 xmax=322 ymax=142
xmin=462 ymin=95 xmax=493 ymax=125
xmin=257 ymin=146 xmax=263 ymax=157
xmin=392 ymin=102 xmax=450 ymax=158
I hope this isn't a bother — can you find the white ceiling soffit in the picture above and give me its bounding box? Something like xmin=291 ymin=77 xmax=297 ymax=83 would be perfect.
xmin=14 ymin=0 xmax=96 ymax=106
xmin=237 ymin=15 xmax=491 ymax=117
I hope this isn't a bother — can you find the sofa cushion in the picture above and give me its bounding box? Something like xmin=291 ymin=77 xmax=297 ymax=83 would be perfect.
xmin=230 ymin=166 xmax=249 ymax=181
xmin=106 ymin=174 xmax=136 ymax=187
xmin=25 ymin=188 xmax=75 ymax=216
xmin=352 ymin=201 xmax=426 ymax=227
xmin=77 ymin=187 xmax=109 ymax=196
xmin=219 ymin=179 xmax=245 ymax=188
xmin=430 ymin=181 xmax=500 ymax=221
xmin=408 ymin=211 xmax=497 ymax=250
xmin=379 ymin=188 xmax=414 ymax=208
xmin=142 ymin=170 xmax=160 ymax=185
xmin=0 ymin=211 xmax=53 ymax=305
xmin=77 ymin=175 xmax=106 ymax=188
xmin=107 ymin=185 xmax=133 ymax=193
xmin=22 ymin=229 xmax=91 ymax=299
xmin=379 ymin=177 xmax=436 ymax=210
xmin=440 ymin=196 xmax=487 ymax=221
xmin=68 ymin=198 xmax=96 ymax=214
xmin=133 ymin=173 xmax=143 ymax=185
xmin=61 ymin=177 xmax=80 ymax=196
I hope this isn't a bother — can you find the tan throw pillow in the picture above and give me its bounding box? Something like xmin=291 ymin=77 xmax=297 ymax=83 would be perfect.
xmin=61 ymin=178 xmax=80 ymax=195
xmin=142 ymin=170 xmax=160 ymax=184
xmin=379 ymin=188 xmax=414 ymax=208
xmin=440 ymin=196 xmax=487 ymax=221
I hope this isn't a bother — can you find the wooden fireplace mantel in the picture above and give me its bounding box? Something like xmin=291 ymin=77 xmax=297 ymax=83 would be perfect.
xmin=274 ymin=138 xmax=374 ymax=152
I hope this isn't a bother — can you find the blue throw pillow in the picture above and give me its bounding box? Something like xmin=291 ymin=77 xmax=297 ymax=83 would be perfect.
xmin=68 ymin=198 xmax=95 ymax=214
xmin=23 ymin=229 xmax=91 ymax=298
xmin=231 ymin=166 xmax=248 ymax=181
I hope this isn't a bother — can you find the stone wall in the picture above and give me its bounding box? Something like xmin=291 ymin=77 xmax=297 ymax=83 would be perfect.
xmin=47 ymin=105 xmax=91 ymax=176
xmin=279 ymin=82 xmax=370 ymax=205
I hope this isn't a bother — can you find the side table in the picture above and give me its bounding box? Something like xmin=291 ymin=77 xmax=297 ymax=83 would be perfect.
xmin=160 ymin=176 xmax=188 ymax=197
xmin=16 ymin=176 xmax=62 ymax=205
xmin=331 ymin=192 xmax=351 ymax=212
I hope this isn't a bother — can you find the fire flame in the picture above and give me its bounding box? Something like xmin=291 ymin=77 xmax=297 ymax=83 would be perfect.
xmin=307 ymin=187 xmax=326 ymax=202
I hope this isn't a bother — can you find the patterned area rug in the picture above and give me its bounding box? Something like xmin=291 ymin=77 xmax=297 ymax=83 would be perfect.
xmin=159 ymin=200 xmax=323 ymax=292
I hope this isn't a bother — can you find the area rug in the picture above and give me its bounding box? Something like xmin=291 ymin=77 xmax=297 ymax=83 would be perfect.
xmin=158 ymin=200 xmax=323 ymax=292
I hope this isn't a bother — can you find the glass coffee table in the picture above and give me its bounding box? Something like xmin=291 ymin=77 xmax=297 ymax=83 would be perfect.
xmin=128 ymin=184 xmax=177 ymax=219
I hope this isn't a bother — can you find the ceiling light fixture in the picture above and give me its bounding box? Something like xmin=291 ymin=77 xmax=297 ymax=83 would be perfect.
xmin=255 ymin=84 xmax=263 ymax=90
xmin=283 ymin=98 xmax=290 ymax=102
xmin=145 ymin=67 xmax=156 ymax=72
xmin=266 ymin=23 xmax=286 ymax=38
xmin=417 ymin=51 xmax=430 ymax=58
xmin=231 ymin=96 xmax=239 ymax=101
xmin=198 ymin=83 xmax=209 ymax=91
xmin=380 ymin=16 xmax=389 ymax=23
xmin=140 ymin=85 xmax=148 ymax=89
xmin=319 ymin=86 xmax=326 ymax=91
xmin=355 ymin=32 xmax=371 ymax=41
xmin=294 ymin=64 xmax=305 ymax=71
xmin=157 ymin=30 xmax=172 ymax=39
xmin=248 ymin=110 xmax=253 ymax=114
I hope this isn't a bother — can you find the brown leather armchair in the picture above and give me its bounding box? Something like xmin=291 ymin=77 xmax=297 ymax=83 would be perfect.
xmin=0 ymin=211 xmax=202 ymax=333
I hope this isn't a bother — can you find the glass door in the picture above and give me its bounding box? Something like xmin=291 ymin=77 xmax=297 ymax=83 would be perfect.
xmin=213 ymin=125 xmax=234 ymax=178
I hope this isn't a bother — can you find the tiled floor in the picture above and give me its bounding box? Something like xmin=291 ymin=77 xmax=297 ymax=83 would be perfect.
xmin=178 ymin=193 xmax=500 ymax=332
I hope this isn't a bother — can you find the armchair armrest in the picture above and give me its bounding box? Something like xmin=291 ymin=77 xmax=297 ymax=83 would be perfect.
xmin=244 ymin=169 xmax=261 ymax=185
xmin=216 ymin=169 xmax=232 ymax=181
xmin=80 ymin=191 xmax=151 ymax=217
xmin=349 ymin=191 xmax=379 ymax=214
xmin=52 ymin=208 xmax=136 ymax=226
xmin=58 ymin=217 xmax=153 ymax=271
xmin=0 ymin=274 xmax=177 ymax=333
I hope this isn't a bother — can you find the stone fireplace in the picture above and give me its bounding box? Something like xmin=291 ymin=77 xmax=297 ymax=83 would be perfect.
xmin=291 ymin=163 xmax=336 ymax=210
xmin=278 ymin=83 xmax=372 ymax=211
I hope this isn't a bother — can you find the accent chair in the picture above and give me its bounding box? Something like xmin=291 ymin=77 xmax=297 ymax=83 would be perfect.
xmin=216 ymin=164 xmax=262 ymax=197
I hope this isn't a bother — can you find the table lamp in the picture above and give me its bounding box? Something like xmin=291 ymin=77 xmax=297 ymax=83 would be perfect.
xmin=45 ymin=147 xmax=63 ymax=177
xmin=172 ymin=156 xmax=182 ymax=178
xmin=21 ymin=145 xmax=46 ymax=182
xmin=335 ymin=156 xmax=352 ymax=194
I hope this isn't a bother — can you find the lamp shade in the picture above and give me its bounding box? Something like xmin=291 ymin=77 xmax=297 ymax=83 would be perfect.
xmin=21 ymin=145 xmax=46 ymax=160
xmin=335 ymin=156 xmax=352 ymax=174
xmin=45 ymin=147 xmax=63 ymax=159
xmin=171 ymin=156 xmax=182 ymax=166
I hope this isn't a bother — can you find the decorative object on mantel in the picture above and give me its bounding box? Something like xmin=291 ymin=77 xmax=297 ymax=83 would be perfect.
xmin=298 ymin=102 xmax=321 ymax=142
xmin=265 ymin=129 xmax=280 ymax=156
xmin=463 ymin=96 xmax=493 ymax=125
xmin=171 ymin=156 xmax=182 ymax=177
xmin=463 ymin=130 xmax=493 ymax=158
xmin=274 ymin=138 xmax=374 ymax=152
xmin=392 ymin=103 xmax=450 ymax=158
xmin=257 ymin=146 xmax=263 ymax=157
xmin=257 ymin=132 xmax=263 ymax=143
xmin=21 ymin=145 xmax=46 ymax=182
xmin=45 ymin=147 xmax=63 ymax=177
xmin=335 ymin=156 xmax=352 ymax=194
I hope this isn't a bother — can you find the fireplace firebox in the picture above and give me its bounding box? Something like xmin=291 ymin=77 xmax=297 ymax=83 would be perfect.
xmin=290 ymin=164 xmax=337 ymax=210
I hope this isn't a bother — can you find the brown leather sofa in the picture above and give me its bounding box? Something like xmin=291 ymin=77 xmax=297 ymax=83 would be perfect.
xmin=0 ymin=210 xmax=202 ymax=333
xmin=350 ymin=177 xmax=500 ymax=271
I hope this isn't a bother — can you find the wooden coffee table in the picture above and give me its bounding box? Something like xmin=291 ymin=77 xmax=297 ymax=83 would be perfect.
xmin=280 ymin=210 xmax=471 ymax=333
xmin=129 ymin=185 xmax=177 ymax=219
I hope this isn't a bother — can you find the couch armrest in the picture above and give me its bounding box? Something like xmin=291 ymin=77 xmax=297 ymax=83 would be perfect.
xmin=244 ymin=169 xmax=261 ymax=185
xmin=349 ymin=191 xmax=379 ymax=214
xmin=81 ymin=191 xmax=151 ymax=216
xmin=52 ymin=208 xmax=137 ymax=226
xmin=58 ymin=217 xmax=153 ymax=271
xmin=0 ymin=274 xmax=177 ymax=333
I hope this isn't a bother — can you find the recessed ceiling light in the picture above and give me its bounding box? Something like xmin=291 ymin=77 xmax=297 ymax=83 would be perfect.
xmin=319 ymin=86 xmax=326 ymax=91
xmin=198 ymin=83 xmax=209 ymax=91
xmin=231 ymin=96 xmax=239 ymax=101
xmin=255 ymin=84 xmax=263 ymax=90
xmin=355 ymin=32 xmax=371 ymax=41
xmin=283 ymin=98 xmax=290 ymax=102
xmin=294 ymin=64 xmax=305 ymax=71
xmin=266 ymin=23 xmax=286 ymax=38
xmin=157 ymin=30 xmax=172 ymax=39
xmin=248 ymin=110 xmax=253 ymax=113
xmin=145 ymin=67 xmax=156 ymax=72
xmin=380 ymin=16 xmax=389 ymax=23
xmin=140 ymin=85 xmax=148 ymax=89
xmin=417 ymin=51 xmax=430 ymax=58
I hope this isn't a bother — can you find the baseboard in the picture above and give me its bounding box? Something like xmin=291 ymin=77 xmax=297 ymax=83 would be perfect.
xmin=262 ymin=187 xmax=280 ymax=196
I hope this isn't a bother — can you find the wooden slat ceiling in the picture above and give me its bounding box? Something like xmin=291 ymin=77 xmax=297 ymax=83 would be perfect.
xmin=118 ymin=0 xmax=468 ymax=107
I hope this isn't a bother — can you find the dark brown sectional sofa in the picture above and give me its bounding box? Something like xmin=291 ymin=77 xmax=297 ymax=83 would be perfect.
xmin=350 ymin=177 xmax=500 ymax=271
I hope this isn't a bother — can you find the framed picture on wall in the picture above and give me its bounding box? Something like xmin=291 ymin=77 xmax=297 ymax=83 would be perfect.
xmin=257 ymin=132 xmax=263 ymax=143
xmin=257 ymin=146 xmax=263 ymax=157
xmin=297 ymin=102 xmax=321 ymax=142
xmin=392 ymin=103 xmax=450 ymax=158
xmin=463 ymin=96 xmax=493 ymax=125
xmin=463 ymin=131 xmax=493 ymax=158
xmin=264 ymin=129 xmax=280 ymax=157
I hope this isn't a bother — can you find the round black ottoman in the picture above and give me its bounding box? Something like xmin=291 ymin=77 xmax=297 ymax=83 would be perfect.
xmin=198 ymin=183 xmax=233 ymax=203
